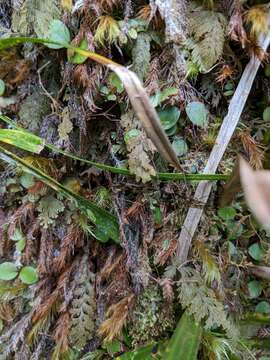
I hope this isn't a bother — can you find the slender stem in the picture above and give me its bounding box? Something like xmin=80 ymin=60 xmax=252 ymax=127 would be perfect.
xmin=0 ymin=115 xmax=229 ymax=182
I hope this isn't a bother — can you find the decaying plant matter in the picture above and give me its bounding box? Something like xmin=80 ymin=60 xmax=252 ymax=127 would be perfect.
xmin=1 ymin=1 xmax=270 ymax=359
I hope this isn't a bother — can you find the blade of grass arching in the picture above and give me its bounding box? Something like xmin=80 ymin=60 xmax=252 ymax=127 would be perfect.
xmin=0 ymin=145 xmax=119 ymax=243
xmin=163 ymin=311 xmax=202 ymax=360
xmin=0 ymin=36 xmax=181 ymax=169
xmin=0 ymin=116 xmax=229 ymax=182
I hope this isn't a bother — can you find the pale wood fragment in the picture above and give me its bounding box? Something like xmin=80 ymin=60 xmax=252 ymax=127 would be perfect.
xmin=176 ymin=30 xmax=270 ymax=263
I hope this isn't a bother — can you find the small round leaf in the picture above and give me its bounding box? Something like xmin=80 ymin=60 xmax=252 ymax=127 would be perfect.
xmin=248 ymin=243 xmax=264 ymax=262
xmin=47 ymin=20 xmax=71 ymax=49
xmin=0 ymin=262 xmax=18 ymax=281
xmin=19 ymin=266 xmax=38 ymax=285
xmin=186 ymin=101 xmax=208 ymax=128
xmin=248 ymin=280 xmax=263 ymax=299
xmin=255 ymin=301 xmax=270 ymax=313
xmin=172 ymin=138 xmax=188 ymax=157
xmin=218 ymin=207 xmax=236 ymax=221
xmin=158 ymin=107 xmax=180 ymax=130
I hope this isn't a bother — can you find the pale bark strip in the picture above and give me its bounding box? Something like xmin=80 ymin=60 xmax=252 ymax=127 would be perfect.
xmin=176 ymin=30 xmax=270 ymax=263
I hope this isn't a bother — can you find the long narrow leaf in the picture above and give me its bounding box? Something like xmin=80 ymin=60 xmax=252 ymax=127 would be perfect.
xmin=0 ymin=145 xmax=119 ymax=243
xmin=164 ymin=311 xmax=202 ymax=360
xmin=0 ymin=116 xmax=229 ymax=182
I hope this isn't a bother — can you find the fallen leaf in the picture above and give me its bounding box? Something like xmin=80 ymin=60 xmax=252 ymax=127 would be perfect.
xmin=239 ymin=157 xmax=270 ymax=226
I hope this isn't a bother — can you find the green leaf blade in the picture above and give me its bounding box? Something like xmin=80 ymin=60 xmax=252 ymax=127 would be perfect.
xmin=164 ymin=311 xmax=202 ymax=360
xmin=0 ymin=129 xmax=44 ymax=153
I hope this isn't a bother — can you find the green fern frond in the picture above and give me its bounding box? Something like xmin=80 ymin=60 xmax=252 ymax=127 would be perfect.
xmin=178 ymin=267 xmax=237 ymax=338
xmin=186 ymin=10 xmax=227 ymax=72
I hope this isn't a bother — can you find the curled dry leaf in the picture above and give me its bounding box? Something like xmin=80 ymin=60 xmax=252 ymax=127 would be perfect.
xmin=239 ymin=157 xmax=270 ymax=226
xmin=109 ymin=64 xmax=181 ymax=170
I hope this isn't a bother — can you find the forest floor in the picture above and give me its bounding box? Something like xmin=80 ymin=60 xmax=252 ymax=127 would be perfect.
xmin=1 ymin=1 xmax=270 ymax=359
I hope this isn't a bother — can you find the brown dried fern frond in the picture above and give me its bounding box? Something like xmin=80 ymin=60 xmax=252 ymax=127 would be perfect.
xmin=38 ymin=229 xmax=54 ymax=276
xmin=100 ymin=0 xmax=121 ymax=10
xmin=54 ymin=226 xmax=84 ymax=273
xmin=0 ymin=302 xmax=14 ymax=322
xmin=159 ymin=278 xmax=174 ymax=303
xmin=73 ymin=64 xmax=104 ymax=111
xmin=151 ymin=227 xmax=177 ymax=266
xmin=98 ymin=294 xmax=135 ymax=342
xmin=246 ymin=37 xmax=269 ymax=63
xmin=137 ymin=4 xmax=163 ymax=30
xmin=238 ymin=130 xmax=264 ymax=169
xmin=51 ymin=312 xmax=70 ymax=360
xmin=8 ymin=202 xmax=35 ymax=238
xmin=99 ymin=251 xmax=124 ymax=281
xmin=22 ymin=220 xmax=40 ymax=264
xmin=216 ymin=65 xmax=235 ymax=84
xmin=27 ymin=315 xmax=52 ymax=346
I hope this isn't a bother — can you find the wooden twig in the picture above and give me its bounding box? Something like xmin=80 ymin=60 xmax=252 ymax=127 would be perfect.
xmin=176 ymin=30 xmax=270 ymax=263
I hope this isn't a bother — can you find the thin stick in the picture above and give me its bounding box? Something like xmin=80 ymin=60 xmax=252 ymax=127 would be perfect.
xmin=176 ymin=30 xmax=270 ymax=263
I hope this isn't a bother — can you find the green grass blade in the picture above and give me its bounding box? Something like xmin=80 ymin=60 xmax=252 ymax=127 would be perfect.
xmin=0 ymin=116 xmax=229 ymax=182
xmin=0 ymin=145 xmax=119 ymax=243
xmin=164 ymin=311 xmax=202 ymax=360
xmin=0 ymin=129 xmax=45 ymax=153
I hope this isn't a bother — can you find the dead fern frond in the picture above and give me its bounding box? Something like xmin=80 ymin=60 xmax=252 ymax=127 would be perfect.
xmin=27 ymin=315 xmax=52 ymax=346
xmin=245 ymin=5 xmax=270 ymax=38
xmin=0 ymin=282 xmax=26 ymax=301
xmin=54 ymin=226 xmax=84 ymax=273
xmin=94 ymin=15 xmax=120 ymax=46
xmin=73 ymin=64 xmax=103 ymax=111
xmin=22 ymin=220 xmax=40 ymax=264
xmin=246 ymin=37 xmax=269 ymax=63
xmin=151 ymin=228 xmax=177 ymax=266
xmin=51 ymin=312 xmax=70 ymax=360
xmin=216 ymin=65 xmax=235 ymax=84
xmin=38 ymin=229 xmax=54 ymax=276
xmin=32 ymin=289 xmax=59 ymax=324
xmin=137 ymin=5 xmax=163 ymax=30
xmin=99 ymin=252 xmax=124 ymax=281
xmin=195 ymin=240 xmax=221 ymax=286
xmin=93 ymin=0 xmax=121 ymax=11
xmin=238 ymin=130 xmax=264 ymax=169
xmin=98 ymin=294 xmax=135 ymax=342
xmin=8 ymin=202 xmax=35 ymax=238
xmin=159 ymin=278 xmax=174 ymax=302
xmin=0 ymin=302 xmax=14 ymax=322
